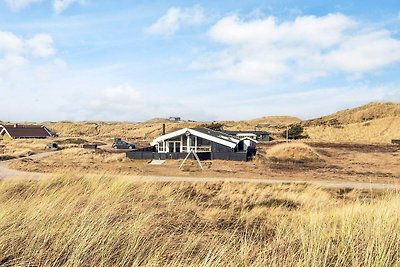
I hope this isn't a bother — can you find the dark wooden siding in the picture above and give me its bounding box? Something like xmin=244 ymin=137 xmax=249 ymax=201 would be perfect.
xmin=210 ymin=141 xmax=234 ymax=153
xmin=126 ymin=151 xmax=252 ymax=161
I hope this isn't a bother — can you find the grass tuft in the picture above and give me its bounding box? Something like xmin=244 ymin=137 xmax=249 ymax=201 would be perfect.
xmin=0 ymin=174 xmax=399 ymax=266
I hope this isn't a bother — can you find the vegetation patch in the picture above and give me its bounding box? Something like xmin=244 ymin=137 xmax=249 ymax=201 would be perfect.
xmin=56 ymin=138 xmax=89 ymax=145
xmin=266 ymin=142 xmax=323 ymax=162
xmin=245 ymin=198 xmax=299 ymax=210
xmin=0 ymin=154 xmax=16 ymax=161
xmin=0 ymin=174 xmax=399 ymax=266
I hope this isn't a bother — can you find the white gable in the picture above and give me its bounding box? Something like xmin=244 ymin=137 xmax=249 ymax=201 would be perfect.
xmin=151 ymin=128 xmax=238 ymax=148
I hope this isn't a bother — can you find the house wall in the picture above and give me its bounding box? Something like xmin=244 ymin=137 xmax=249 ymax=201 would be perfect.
xmin=156 ymin=134 xmax=234 ymax=153
xmin=127 ymin=151 xmax=212 ymax=161
xmin=257 ymin=134 xmax=270 ymax=141
xmin=126 ymin=151 xmax=251 ymax=161
xmin=0 ymin=129 xmax=12 ymax=140
xmin=224 ymin=131 xmax=270 ymax=142
xmin=4 ymin=135 xmax=11 ymax=140
xmin=210 ymin=141 xmax=234 ymax=153
xmin=211 ymin=152 xmax=248 ymax=161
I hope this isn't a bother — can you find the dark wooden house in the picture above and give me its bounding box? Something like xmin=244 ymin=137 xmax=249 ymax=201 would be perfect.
xmin=127 ymin=127 xmax=258 ymax=161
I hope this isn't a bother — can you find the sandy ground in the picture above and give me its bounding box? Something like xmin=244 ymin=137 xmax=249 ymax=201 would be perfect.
xmin=1 ymin=142 xmax=399 ymax=190
xmin=7 ymin=141 xmax=399 ymax=182
xmin=0 ymin=151 xmax=55 ymax=179
xmin=0 ymin=154 xmax=399 ymax=189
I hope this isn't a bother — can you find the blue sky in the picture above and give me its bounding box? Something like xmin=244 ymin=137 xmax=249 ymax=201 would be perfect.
xmin=0 ymin=0 xmax=400 ymax=122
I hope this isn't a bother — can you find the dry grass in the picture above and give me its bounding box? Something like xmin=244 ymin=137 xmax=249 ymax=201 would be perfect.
xmin=223 ymin=116 xmax=302 ymax=130
xmin=0 ymin=173 xmax=399 ymax=266
xmin=0 ymin=139 xmax=47 ymax=154
xmin=2 ymin=102 xmax=397 ymax=144
xmin=45 ymin=121 xmax=203 ymax=140
xmin=305 ymin=102 xmax=400 ymax=126
xmin=305 ymin=117 xmax=400 ymax=143
xmin=265 ymin=142 xmax=323 ymax=162
xmin=8 ymin=141 xmax=400 ymax=183
xmin=40 ymin=103 xmax=399 ymax=144
xmin=0 ymin=137 xmax=108 ymax=162
xmin=0 ymin=139 xmax=46 ymax=161
xmin=0 ymin=138 xmax=73 ymax=162
xmin=8 ymin=148 xmax=131 ymax=173
xmin=0 ymin=149 xmax=36 ymax=161
xmin=304 ymin=102 xmax=400 ymax=143
xmin=44 ymin=117 xmax=301 ymax=141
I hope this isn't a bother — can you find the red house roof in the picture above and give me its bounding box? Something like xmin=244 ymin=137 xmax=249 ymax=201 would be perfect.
xmin=1 ymin=124 xmax=53 ymax=138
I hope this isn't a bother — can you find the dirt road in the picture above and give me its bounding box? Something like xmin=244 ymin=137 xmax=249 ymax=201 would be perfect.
xmin=0 ymin=152 xmax=399 ymax=190
xmin=0 ymin=151 xmax=55 ymax=180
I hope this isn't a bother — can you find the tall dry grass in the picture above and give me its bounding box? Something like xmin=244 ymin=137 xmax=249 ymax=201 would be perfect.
xmin=0 ymin=174 xmax=399 ymax=266
xmin=305 ymin=117 xmax=400 ymax=143
xmin=0 ymin=139 xmax=47 ymax=161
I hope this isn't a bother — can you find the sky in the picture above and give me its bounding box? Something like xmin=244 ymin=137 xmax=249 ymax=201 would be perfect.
xmin=0 ymin=0 xmax=400 ymax=122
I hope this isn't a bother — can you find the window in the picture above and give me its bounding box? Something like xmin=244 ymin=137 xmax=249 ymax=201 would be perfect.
xmin=197 ymin=137 xmax=210 ymax=146
xmin=159 ymin=142 xmax=164 ymax=152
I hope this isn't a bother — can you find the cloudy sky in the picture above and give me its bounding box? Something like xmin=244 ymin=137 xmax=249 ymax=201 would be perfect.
xmin=1 ymin=0 xmax=400 ymax=122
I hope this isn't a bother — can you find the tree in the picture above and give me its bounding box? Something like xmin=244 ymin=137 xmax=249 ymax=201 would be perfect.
xmin=283 ymin=124 xmax=304 ymax=139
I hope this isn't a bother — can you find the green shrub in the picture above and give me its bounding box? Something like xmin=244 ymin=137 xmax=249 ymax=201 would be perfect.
xmin=283 ymin=124 xmax=305 ymax=139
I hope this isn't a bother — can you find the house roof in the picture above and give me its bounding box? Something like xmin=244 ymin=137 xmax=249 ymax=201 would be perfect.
xmin=238 ymin=137 xmax=258 ymax=143
xmin=0 ymin=124 xmax=53 ymax=138
xmin=236 ymin=133 xmax=257 ymax=137
xmin=151 ymin=127 xmax=240 ymax=148
xmin=192 ymin=128 xmax=241 ymax=143
xmin=224 ymin=130 xmax=270 ymax=135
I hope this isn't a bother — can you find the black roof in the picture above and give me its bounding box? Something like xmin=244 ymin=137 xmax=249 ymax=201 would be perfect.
xmin=193 ymin=128 xmax=240 ymax=141
xmin=223 ymin=130 xmax=270 ymax=135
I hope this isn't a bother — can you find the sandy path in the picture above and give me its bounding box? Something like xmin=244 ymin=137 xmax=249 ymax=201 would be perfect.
xmin=0 ymin=151 xmax=56 ymax=180
xmin=0 ymin=152 xmax=399 ymax=190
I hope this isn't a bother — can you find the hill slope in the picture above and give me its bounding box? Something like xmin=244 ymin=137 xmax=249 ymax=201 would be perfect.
xmin=304 ymin=102 xmax=400 ymax=126
xmin=5 ymin=102 xmax=399 ymax=144
xmin=231 ymin=116 xmax=301 ymax=128
xmin=304 ymin=102 xmax=400 ymax=143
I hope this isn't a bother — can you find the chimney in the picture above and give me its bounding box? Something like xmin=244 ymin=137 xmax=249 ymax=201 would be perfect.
xmin=162 ymin=123 xmax=166 ymax=135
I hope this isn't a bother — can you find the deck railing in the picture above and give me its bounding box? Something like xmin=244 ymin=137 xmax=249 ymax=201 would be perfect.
xmin=181 ymin=146 xmax=211 ymax=152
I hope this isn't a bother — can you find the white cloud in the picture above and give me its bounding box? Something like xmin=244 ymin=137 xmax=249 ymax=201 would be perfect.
xmin=208 ymin=13 xmax=355 ymax=47
xmin=26 ymin=34 xmax=55 ymax=57
xmin=85 ymin=84 xmax=138 ymax=117
xmin=191 ymin=13 xmax=400 ymax=85
xmin=146 ymin=6 xmax=205 ymax=36
xmin=4 ymin=0 xmax=43 ymax=10
xmin=4 ymin=0 xmax=85 ymax=14
xmin=84 ymin=84 xmax=179 ymax=121
xmin=0 ymin=30 xmax=60 ymax=89
xmin=0 ymin=31 xmax=24 ymax=54
xmin=101 ymin=84 xmax=141 ymax=105
xmin=0 ymin=31 xmax=55 ymax=58
xmin=322 ymin=30 xmax=400 ymax=72
xmin=53 ymin=0 xmax=85 ymax=15
xmin=74 ymin=81 xmax=217 ymax=122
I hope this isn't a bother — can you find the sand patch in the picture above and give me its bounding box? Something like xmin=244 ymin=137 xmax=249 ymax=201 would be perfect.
xmin=266 ymin=142 xmax=322 ymax=162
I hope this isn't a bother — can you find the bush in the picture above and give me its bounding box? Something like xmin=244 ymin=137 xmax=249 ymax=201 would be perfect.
xmin=282 ymin=124 xmax=304 ymax=139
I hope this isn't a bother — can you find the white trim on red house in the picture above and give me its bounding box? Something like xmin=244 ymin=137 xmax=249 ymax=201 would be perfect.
xmin=42 ymin=126 xmax=53 ymax=136
xmin=0 ymin=125 xmax=11 ymax=138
